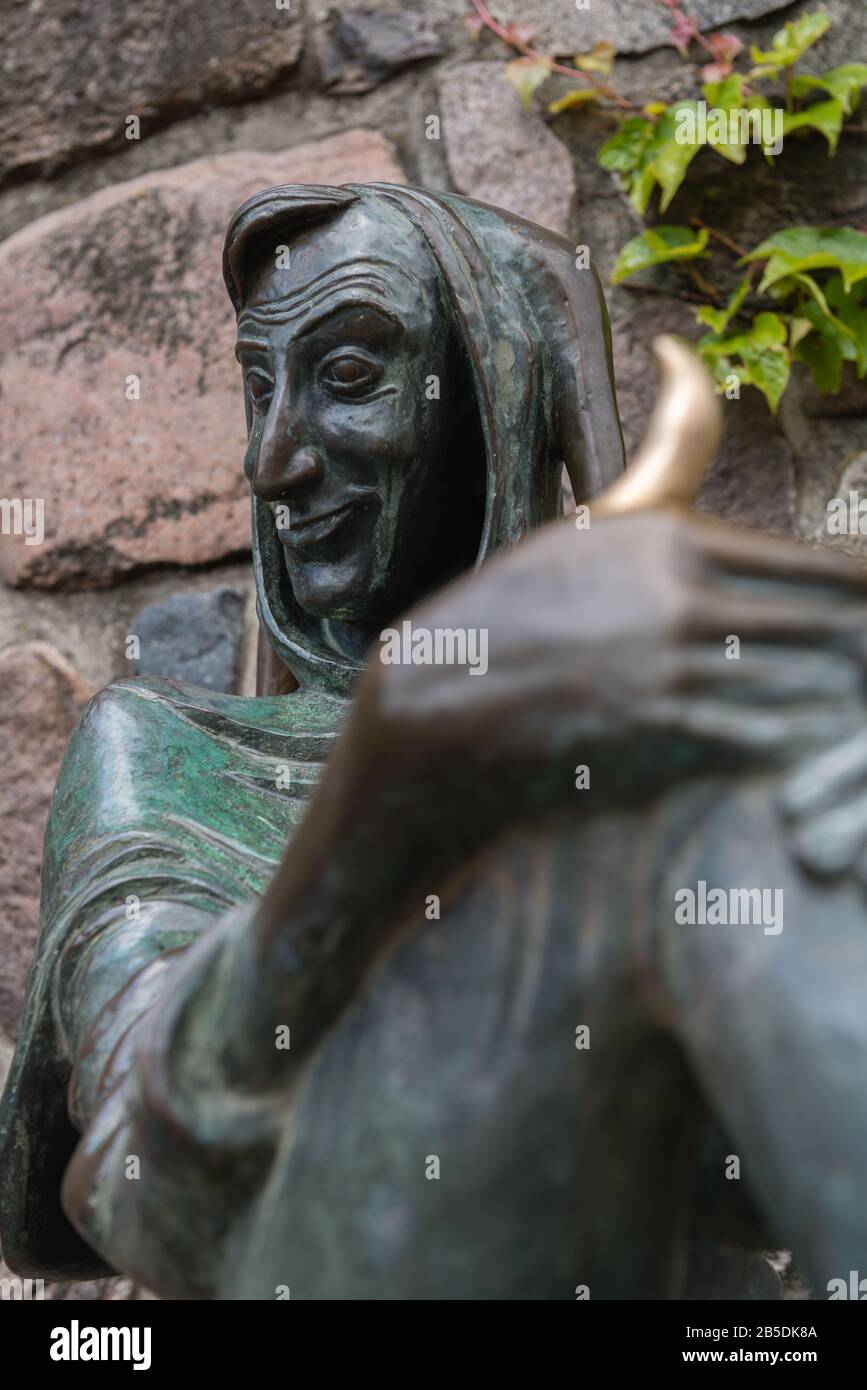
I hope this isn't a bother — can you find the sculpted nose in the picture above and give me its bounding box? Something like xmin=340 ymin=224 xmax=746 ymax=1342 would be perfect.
xmin=252 ymin=388 xmax=324 ymax=502
xmin=253 ymin=446 xmax=323 ymax=502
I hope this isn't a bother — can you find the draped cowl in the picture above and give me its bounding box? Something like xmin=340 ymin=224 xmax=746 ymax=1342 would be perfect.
xmin=0 ymin=184 xmax=626 ymax=1282
xmin=228 ymin=183 xmax=626 ymax=694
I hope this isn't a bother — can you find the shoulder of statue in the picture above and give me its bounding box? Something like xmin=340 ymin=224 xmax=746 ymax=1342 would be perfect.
xmin=44 ymin=676 xmax=214 ymax=861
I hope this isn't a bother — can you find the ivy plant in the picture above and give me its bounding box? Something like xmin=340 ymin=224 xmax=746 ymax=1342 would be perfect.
xmin=467 ymin=0 xmax=867 ymax=413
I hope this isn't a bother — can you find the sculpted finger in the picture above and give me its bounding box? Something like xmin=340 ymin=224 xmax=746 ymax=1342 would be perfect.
xmin=685 ymin=590 xmax=867 ymax=652
xmin=645 ymin=693 xmax=862 ymax=758
xmin=779 ymin=728 xmax=867 ymax=820
xmin=667 ymin=646 xmax=864 ymax=703
xmin=687 ymin=518 xmax=867 ymax=595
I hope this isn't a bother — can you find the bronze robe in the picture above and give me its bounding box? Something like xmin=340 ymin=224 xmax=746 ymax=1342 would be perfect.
xmin=0 ymin=185 xmax=634 ymax=1294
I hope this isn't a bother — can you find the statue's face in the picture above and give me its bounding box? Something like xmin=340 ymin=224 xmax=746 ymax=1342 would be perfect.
xmin=236 ymin=205 xmax=479 ymax=625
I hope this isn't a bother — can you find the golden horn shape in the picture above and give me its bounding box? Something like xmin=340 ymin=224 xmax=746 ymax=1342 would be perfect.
xmin=593 ymin=335 xmax=723 ymax=518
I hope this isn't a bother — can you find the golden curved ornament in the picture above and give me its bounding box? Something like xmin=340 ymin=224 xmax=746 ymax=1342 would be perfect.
xmin=592 ymin=335 xmax=723 ymax=518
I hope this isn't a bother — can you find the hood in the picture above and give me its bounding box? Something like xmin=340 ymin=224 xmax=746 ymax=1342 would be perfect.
xmin=223 ymin=183 xmax=626 ymax=696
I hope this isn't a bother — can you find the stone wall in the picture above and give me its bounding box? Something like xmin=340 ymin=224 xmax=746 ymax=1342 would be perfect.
xmin=1 ymin=0 xmax=865 ymax=1298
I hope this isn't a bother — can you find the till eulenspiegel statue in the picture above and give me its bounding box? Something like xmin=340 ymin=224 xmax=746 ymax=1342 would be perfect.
xmin=3 ymin=183 xmax=867 ymax=1300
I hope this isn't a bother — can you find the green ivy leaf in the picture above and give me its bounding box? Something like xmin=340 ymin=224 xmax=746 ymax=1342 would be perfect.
xmin=795 ymin=328 xmax=844 ymax=392
xmin=794 ymin=277 xmax=867 ymax=388
xmin=598 ymin=103 xmax=708 ymax=214
xmin=647 ymin=103 xmax=706 ymax=211
xmin=742 ymin=226 xmax=867 ymax=294
xmin=698 ymin=311 xmax=792 ymax=412
xmin=747 ymin=311 xmax=789 ymax=347
xmin=781 ymin=97 xmax=844 ymax=154
xmin=696 ymin=306 xmax=729 ymax=333
xmin=749 ymin=10 xmax=831 ymax=77
xmin=611 ymin=225 xmax=709 ymax=284
xmin=504 ymin=56 xmax=551 ymax=110
xmin=700 ymin=76 xmax=774 ymax=163
xmin=695 ymin=275 xmax=751 ymax=333
xmin=707 ymin=354 xmax=733 ymax=382
xmin=791 ymin=272 xmax=855 ymax=342
xmin=575 ymin=41 xmax=616 ymax=76
xmin=789 ymin=316 xmax=814 ymax=350
xmin=598 ymin=116 xmax=659 ymax=212
xmin=788 ymin=63 xmax=867 ymax=116
xmin=597 ymin=116 xmax=654 ymax=174
xmin=789 ymin=277 xmax=867 ymax=392
xmin=744 ymin=351 xmax=792 ymax=412
xmin=702 ymin=74 xmax=747 ymax=109
xmin=548 ymin=87 xmax=600 ymax=114
xmin=826 ymin=277 xmax=867 ymax=376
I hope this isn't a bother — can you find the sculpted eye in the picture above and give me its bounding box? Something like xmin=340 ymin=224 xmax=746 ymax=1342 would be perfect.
xmin=321 ymin=352 xmax=381 ymax=394
xmin=246 ymin=371 xmax=274 ymax=410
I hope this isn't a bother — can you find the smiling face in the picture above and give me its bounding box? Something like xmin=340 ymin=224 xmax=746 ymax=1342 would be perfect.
xmin=235 ymin=203 xmax=484 ymax=629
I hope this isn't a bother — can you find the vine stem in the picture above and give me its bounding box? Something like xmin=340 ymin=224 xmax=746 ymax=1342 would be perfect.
xmin=689 ymin=216 xmax=750 ymax=260
xmin=663 ymin=1 xmax=719 ymax=60
xmin=686 ymin=264 xmax=722 ymax=303
xmin=468 ymin=0 xmax=634 ymax=110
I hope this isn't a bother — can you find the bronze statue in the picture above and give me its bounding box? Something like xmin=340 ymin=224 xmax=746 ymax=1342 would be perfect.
xmin=3 ymin=183 xmax=867 ymax=1300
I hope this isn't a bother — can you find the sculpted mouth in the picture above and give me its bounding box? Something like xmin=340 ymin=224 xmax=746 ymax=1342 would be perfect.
xmin=276 ymin=500 xmax=366 ymax=550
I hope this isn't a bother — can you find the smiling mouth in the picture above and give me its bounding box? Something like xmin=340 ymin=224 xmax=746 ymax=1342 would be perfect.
xmin=276 ymin=501 xmax=362 ymax=551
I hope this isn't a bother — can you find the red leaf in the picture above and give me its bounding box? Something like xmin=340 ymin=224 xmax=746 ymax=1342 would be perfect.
xmin=709 ymin=32 xmax=743 ymax=62
xmin=670 ymin=15 xmax=696 ymax=56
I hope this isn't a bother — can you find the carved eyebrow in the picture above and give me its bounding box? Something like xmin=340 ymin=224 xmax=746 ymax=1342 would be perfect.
xmin=294 ymin=299 xmax=402 ymax=341
xmin=238 ymin=294 xmax=403 ymax=341
xmin=235 ymin=336 xmax=270 ymax=362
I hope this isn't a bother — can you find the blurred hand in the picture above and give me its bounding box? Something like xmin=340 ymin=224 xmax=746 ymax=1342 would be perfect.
xmin=370 ymin=509 xmax=867 ymax=804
